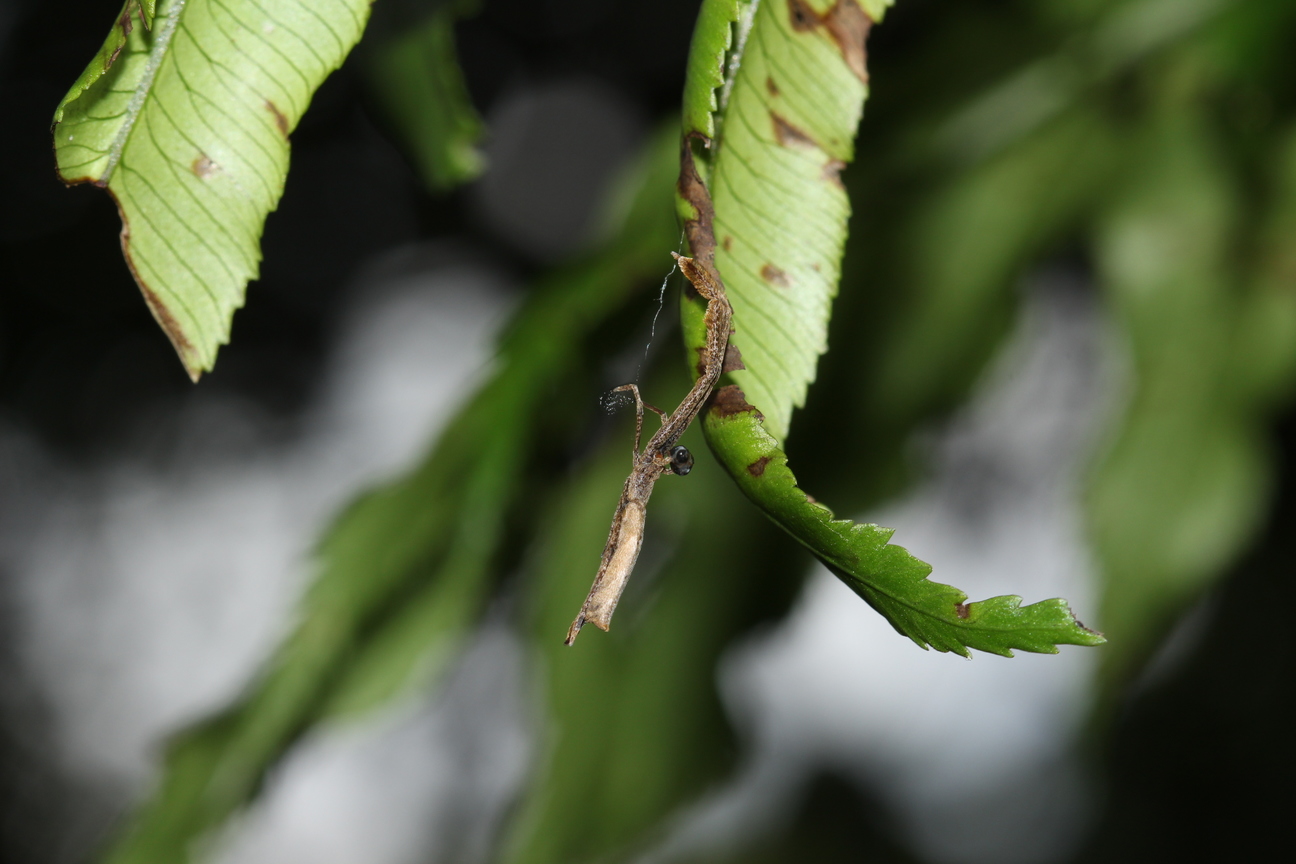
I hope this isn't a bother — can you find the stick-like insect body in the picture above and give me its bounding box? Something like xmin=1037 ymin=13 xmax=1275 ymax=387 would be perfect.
xmin=564 ymin=253 xmax=733 ymax=645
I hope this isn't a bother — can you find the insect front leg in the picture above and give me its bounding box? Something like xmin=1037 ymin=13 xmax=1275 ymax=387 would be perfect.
xmin=608 ymin=383 xmax=669 ymax=458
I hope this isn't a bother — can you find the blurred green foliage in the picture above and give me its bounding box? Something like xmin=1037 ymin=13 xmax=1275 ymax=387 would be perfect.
xmin=365 ymin=0 xmax=486 ymax=190
xmin=65 ymin=0 xmax=1296 ymax=861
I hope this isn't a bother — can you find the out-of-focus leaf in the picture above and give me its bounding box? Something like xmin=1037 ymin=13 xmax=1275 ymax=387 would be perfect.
xmin=502 ymin=417 xmax=802 ymax=864
xmin=1231 ymin=127 xmax=1296 ymax=405
xmin=102 ymin=128 xmax=682 ymax=864
xmin=367 ymin=0 xmax=485 ymax=192
xmin=867 ymin=105 xmax=1119 ymax=430
xmin=934 ymin=0 xmax=1229 ymax=164
xmin=53 ymin=0 xmax=372 ymax=379
xmin=792 ymin=104 xmax=1119 ymax=513
xmin=1089 ymin=102 xmax=1296 ymax=684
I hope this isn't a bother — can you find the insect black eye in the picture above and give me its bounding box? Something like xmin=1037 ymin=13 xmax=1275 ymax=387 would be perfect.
xmin=668 ymin=445 xmax=694 ymax=476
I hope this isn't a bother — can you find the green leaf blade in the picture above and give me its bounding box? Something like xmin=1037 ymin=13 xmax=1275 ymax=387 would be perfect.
xmin=702 ymin=390 xmax=1105 ymax=657
xmin=53 ymin=0 xmax=372 ymax=379
xmin=681 ymin=0 xmax=749 ymax=141
xmin=677 ymin=0 xmax=1100 ymax=658
xmin=1085 ymin=100 xmax=1296 ymax=686
xmin=708 ymin=0 xmax=879 ymax=442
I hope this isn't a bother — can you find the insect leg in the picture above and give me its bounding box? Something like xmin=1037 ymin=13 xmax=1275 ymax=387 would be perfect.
xmin=609 ymin=383 xmax=670 ymax=459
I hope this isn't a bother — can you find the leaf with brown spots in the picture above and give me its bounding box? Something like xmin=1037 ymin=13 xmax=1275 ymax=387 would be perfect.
xmin=681 ymin=0 xmax=894 ymax=441
xmin=699 ymin=384 xmax=1105 ymax=657
xmin=53 ymin=0 xmax=373 ymax=379
xmin=677 ymin=0 xmax=1103 ymax=658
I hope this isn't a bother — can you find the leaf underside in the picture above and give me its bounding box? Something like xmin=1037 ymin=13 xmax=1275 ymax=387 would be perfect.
xmin=680 ymin=0 xmax=1103 ymax=657
xmin=708 ymin=0 xmax=868 ymax=443
xmin=53 ymin=0 xmax=372 ymax=379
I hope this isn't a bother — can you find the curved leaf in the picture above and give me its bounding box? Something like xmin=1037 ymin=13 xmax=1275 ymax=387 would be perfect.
xmin=680 ymin=0 xmax=754 ymax=141
xmin=55 ymin=1 xmax=158 ymax=108
xmin=699 ymin=384 xmax=1104 ymax=657
xmin=678 ymin=0 xmax=1103 ymax=656
xmin=698 ymin=0 xmax=885 ymax=442
xmin=53 ymin=0 xmax=372 ymax=379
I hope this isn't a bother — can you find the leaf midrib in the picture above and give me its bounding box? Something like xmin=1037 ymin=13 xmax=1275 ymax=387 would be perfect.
xmin=102 ymin=0 xmax=188 ymax=184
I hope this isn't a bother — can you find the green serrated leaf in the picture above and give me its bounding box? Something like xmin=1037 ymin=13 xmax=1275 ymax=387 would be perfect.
xmin=700 ymin=0 xmax=893 ymax=442
xmin=682 ymin=0 xmax=741 ymax=140
xmin=699 ymin=384 xmax=1104 ymax=657
xmin=366 ymin=0 xmax=485 ymax=192
xmin=674 ymin=0 xmax=1100 ymax=658
xmin=53 ymin=0 xmax=372 ymax=379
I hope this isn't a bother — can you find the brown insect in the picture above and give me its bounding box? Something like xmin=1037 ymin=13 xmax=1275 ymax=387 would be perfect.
xmin=564 ymin=252 xmax=734 ymax=645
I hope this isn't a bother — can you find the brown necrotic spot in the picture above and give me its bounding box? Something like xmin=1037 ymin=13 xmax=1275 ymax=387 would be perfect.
xmin=955 ymin=603 xmax=970 ymax=620
xmin=789 ymin=0 xmax=818 ymax=31
xmin=265 ymin=100 xmax=290 ymax=138
xmin=786 ymin=0 xmax=872 ymax=84
xmin=772 ymin=112 xmax=818 ymax=149
xmin=722 ymin=342 xmax=746 ymax=372
xmin=709 ymin=384 xmax=764 ymax=419
xmin=722 ymin=235 xmax=733 ymax=252
xmin=766 ymin=76 xmax=781 ymax=97
xmin=761 ymin=263 xmax=791 ymax=287
xmin=678 ymin=134 xmax=718 ymax=266
xmin=823 ymin=158 xmax=847 ymax=189
xmin=747 ymin=456 xmax=772 ymax=477
xmin=192 ymin=155 xmax=216 ymax=178
xmin=825 ymin=0 xmax=871 ymax=83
